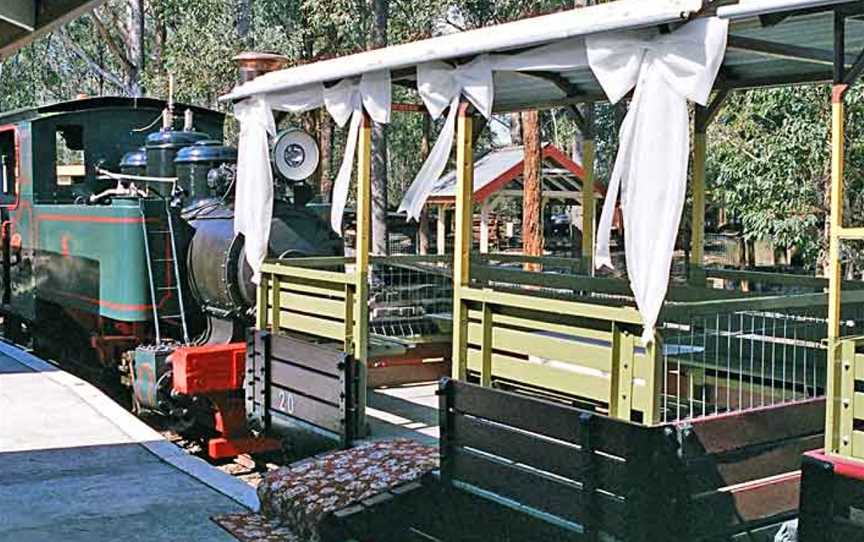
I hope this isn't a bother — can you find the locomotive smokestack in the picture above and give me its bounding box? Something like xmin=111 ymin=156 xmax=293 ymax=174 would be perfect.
xmin=232 ymin=52 xmax=288 ymax=84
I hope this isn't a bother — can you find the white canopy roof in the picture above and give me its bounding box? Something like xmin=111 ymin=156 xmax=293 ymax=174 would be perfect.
xmin=222 ymin=0 xmax=864 ymax=109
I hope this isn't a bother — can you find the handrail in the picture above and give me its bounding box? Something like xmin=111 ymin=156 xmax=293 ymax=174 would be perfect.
xmin=459 ymin=285 xmax=644 ymax=325
xmin=475 ymin=253 xmax=583 ymax=269
xmin=370 ymin=254 xmax=452 ymax=265
xmin=264 ymin=256 xmax=351 ymax=268
xmin=704 ymin=267 xmax=864 ymax=290
xmin=261 ymin=261 xmax=354 ymax=285
xmin=661 ymin=288 xmax=864 ymax=321
xmin=472 ymin=264 xmax=630 ymax=296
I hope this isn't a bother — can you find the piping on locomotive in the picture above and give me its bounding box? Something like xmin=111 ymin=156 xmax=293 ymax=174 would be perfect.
xmin=0 ymin=95 xmax=340 ymax=458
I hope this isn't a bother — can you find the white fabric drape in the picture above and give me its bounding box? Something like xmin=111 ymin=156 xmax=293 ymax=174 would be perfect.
xmin=323 ymin=72 xmax=391 ymax=234
xmin=398 ymin=37 xmax=590 ymax=220
xmin=397 ymin=56 xmax=494 ymax=221
xmin=234 ymin=97 xmax=278 ymax=286
xmin=232 ymin=71 xmax=390 ymax=283
xmin=588 ymin=18 xmax=728 ymax=344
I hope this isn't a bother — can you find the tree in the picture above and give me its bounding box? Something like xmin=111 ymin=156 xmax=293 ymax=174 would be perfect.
xmin=370 ymin=0 xmax=390 ymax=255
xmin=707 ymin=85 xmax=864 ymax=273
xmin=522 ymin=110 xmax=543 ymax=266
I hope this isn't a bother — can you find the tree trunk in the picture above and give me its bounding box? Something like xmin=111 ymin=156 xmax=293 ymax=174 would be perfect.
xmin=370 ymin=0 xmax=389 ymax=255
xmin=126 ymin=0 xmax=145 ymax=96
xmin=522 ymin=110 xmax=543 ymax=270
xmin=236 ymin=0 xmax=253 ymax=47
xmin=153 ymin=7 xmax=167 ymax=73
xmin=418 ymin=114 xmax=432 ymax=255
xmin=319 ymin=110 xmax=333 ymax=203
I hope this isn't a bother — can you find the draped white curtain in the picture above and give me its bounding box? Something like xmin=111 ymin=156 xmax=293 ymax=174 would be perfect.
xmin=588 ymin=18 xmax=728 ymax=343
xmin=232 ymin=71 xmax=391 ymax=283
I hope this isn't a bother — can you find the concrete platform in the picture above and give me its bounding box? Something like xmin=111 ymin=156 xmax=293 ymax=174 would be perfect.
xmin=0 ymin=341 xmax=257 ymax=542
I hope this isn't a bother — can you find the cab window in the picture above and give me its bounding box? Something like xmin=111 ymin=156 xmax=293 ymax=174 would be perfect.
xmin=0 ymin=129 xmax=16 ymax=204
xmin=55 ymin=125 xmax=85 ymax=186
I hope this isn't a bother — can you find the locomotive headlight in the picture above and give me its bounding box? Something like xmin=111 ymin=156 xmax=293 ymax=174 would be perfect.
xmin=272 ymin=129 xmax=320 ymax=182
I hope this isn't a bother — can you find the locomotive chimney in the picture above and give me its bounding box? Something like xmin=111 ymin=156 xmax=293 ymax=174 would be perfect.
xmin=232 ymin=52 xmax=288 ymax=84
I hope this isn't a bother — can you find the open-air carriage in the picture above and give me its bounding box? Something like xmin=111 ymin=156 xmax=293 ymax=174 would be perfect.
xmin=226 ymin=0 xmax=864 ymax=539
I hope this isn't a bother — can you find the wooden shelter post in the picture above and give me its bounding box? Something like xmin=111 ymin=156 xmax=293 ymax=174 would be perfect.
xmin=581 ymin=104 xmax=596 ymax=272
xmin=691 ymin=106 xmax=708 ymax=272
xmin=353 ymin=112 xmax=372 ymax=428
xmin=689 ymin=93 xmax=726 ymax=283
xmin=480 ymin=200 xmax=491 ymax=254
xmin=826 ymin=82 xmax=849 ymax=455
xmin=437 ymin=205 xmax=447 ymax=255
xmin=452 ymin=102 xmax=475 ymax=380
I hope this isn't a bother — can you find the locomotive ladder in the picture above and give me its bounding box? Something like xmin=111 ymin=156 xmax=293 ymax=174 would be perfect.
xmin=140 ymin=198 xmax=190 ymax=344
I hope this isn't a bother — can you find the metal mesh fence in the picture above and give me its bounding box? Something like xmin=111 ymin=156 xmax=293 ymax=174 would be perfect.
xmin=661 ymin=308 xmax=825 ymax=423
xmin=369 ymin=257 xmax=452 ymax=338
xmin=468 ymin=255 xmax=864 ymax=423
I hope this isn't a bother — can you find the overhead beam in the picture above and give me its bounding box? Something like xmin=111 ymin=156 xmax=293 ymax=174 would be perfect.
xmin=0 ymin=0 xmax=34 ymax=31
xmin=843 ymin=46 xmax=864 ymax=85
xmin=719 ymin=70 xmax=833 ymax=91
xmin=727 ymin=35 xmax=844 ymax=67
xmin=0 ymin=0 xmax=108 ymax=60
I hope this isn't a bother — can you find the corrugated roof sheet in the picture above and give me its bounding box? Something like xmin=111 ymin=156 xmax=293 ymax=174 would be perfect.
xmin=0 ymin=0 xmax=107 ymax=60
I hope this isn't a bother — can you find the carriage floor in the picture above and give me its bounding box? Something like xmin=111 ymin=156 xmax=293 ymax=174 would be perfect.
xmin=0 ymin=342 xmax=256 ymax=542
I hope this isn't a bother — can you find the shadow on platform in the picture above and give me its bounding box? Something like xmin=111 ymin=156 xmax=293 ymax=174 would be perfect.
xmin=0 ymin=442 xmax=242 ymax=542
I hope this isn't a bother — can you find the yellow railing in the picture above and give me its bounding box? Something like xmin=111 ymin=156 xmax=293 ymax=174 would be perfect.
xmin=453 ymin=284 xmax=664 ymax=424
xmin=257 ymin=258 xmax=357 ymax=353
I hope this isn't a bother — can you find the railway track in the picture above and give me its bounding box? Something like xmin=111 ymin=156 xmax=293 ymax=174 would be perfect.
xmin=157 ymin=426 xmax=281 ymax=488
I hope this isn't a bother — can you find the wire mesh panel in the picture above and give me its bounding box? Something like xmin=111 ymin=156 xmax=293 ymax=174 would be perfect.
xmin=368 ymin=256 xmax=452 ymax=339
xmin=660 ymin=303 xmax=864 ymax=423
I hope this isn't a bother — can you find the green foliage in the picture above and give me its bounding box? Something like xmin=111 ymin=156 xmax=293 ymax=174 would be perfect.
xmin=707 ymin=86 xmax=864 ymax=269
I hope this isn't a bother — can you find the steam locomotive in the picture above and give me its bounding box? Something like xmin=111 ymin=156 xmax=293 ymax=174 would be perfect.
xmin=0 ymin=96 xmax=339 ymax=455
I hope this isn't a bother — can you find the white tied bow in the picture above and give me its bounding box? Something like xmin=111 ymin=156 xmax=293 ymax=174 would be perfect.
xmin=398 ymin=56 xmax=493 ymax=221
xmin=324 ymin=72 xmax=391 ymax=234
xmin=588 ymin=18 xmax=728 ymax=344
xmin=398 ymin=39 xmax=591 ymax=221
xmin=232 ymin=71 xmax=390 ymax=284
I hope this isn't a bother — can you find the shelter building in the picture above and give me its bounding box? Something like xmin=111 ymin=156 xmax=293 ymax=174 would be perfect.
xmin=425 ymin=143 xmax=603 ymax=254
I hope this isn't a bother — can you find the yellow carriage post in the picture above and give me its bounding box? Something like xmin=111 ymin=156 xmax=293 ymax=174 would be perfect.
xmin=452 ymin=102 xmax=474 ymax=381
xmin=826 ymin=81 xmax=851 ymax=456
xmin=354 ymin=112 xmax=373 ymax=425
xmin=581 ymin=104 xmax=596 ymax=273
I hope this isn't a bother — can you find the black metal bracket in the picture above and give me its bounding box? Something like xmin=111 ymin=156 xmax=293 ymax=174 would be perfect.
xmin=578 ymin=412 xmax=598 ymax=542
xmin=438 ymin=378 xmax=453 ymax=486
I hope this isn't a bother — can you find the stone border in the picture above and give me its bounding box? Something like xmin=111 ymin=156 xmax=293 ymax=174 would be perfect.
xmin=0 ymin=339 xmax=260 ymax=511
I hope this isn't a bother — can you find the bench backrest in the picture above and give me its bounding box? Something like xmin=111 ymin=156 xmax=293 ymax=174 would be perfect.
xmin=438 ymin=378 xmax=678 ymax=541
